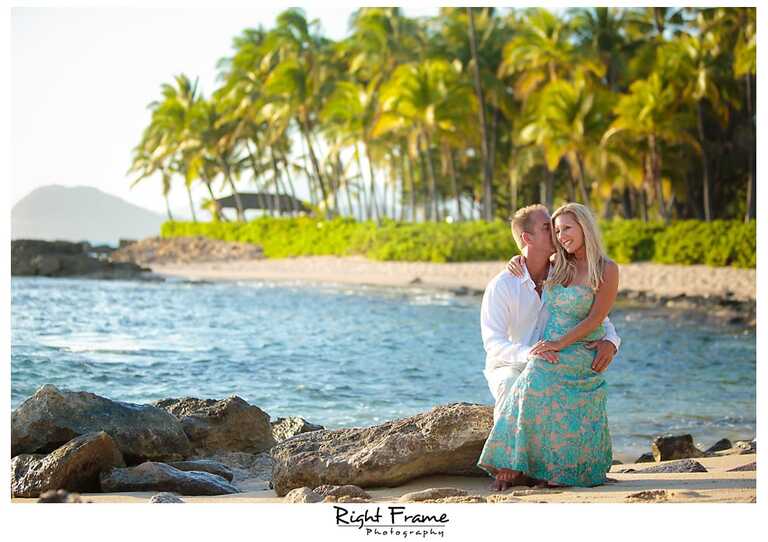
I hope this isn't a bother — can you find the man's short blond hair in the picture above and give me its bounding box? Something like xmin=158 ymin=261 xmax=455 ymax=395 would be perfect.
xmin=510 ymin=204 xmax=549 ymax=250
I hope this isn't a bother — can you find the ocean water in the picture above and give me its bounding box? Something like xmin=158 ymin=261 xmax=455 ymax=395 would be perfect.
xmin=11 ymin=277 xmax=756 ymax=460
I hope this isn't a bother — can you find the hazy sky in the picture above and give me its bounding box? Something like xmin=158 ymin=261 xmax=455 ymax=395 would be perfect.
xmin=11 ymin=5 xmax=439 ymax=216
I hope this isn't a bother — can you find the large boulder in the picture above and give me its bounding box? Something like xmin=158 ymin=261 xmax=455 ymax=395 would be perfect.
xmin=11 ymin=432 xmax=125 ymax=497
xmin=651 ymin=434 xmax=706 ymax=462
xmin=154 ymin=396 xmax=275 ymax=455
xmin=100 ymin=462 xmax=240 ymax=496
xmin=11 ymin=385 xmax=191 ymax=463
xmin=270 ymin=403 xmax=493 ymax=497
xmin=11 ymin=240 xmax=146 ymax=278
xmin=635 ymin=459 xmax=708 ymax=474
xmin=166 ymin=459 xmax=234 ymax=482
xmin=271 ymin=417 xmax=324 ymax=443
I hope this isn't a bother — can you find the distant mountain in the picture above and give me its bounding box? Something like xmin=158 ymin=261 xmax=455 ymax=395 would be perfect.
xmin=12 ymin=185 xmax=166 ymax=246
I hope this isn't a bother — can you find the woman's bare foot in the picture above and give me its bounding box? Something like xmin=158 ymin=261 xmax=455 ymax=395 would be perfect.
xmin=491 ymin=469 xmax=526 ymax=491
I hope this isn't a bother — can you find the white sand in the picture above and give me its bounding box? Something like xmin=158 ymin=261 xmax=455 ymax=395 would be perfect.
xmin=149 ymin=257 xmax=756 ymax=301
xmin=11 ymin=453 xmax=756 ymax=504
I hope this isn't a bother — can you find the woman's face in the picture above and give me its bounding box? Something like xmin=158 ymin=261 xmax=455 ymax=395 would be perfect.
xmin=554 ymin=212 xmax=585 ymax=254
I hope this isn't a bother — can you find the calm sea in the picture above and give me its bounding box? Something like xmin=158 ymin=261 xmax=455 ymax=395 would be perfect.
xmin=11 ymin=276 xmax=756 ymax=460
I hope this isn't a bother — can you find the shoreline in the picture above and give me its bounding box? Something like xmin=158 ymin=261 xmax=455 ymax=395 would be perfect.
xmin=147 ymin=256 xmax=756 ymax=326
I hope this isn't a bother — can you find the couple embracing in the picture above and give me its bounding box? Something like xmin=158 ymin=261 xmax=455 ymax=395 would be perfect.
xmin=479 ymin=202 xmax=621 ymax=490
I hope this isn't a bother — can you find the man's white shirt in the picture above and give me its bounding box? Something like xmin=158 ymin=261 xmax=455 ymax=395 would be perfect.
xmin=481 ymin=265 xmax=621 ymax=418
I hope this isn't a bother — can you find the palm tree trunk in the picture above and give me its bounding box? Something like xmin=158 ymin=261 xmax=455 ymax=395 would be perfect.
xmin=744 ymin=73 xmax=756 ymax=222
xmin=696 ymin=101 xmax=712 ymax=222
xmin=467 ymin=8 xmax=493 ymax=221
xmin=185 ymin=184 xmax=197 ymax=222
xmin=278 ymin=151 xmax=300 ymax=215
xmin=164 ymin=194 xmax=174 ymax=222
xmin=221 ymin=162 xmax=244 ymax=221
xmin=575 ymin=154 xmax=592 ymax=211
xmin=422 ymin=132 xmax=439 ymax=222
xmin=621 ymin=186 xmax=632 ymax=219
xmin=648 ymin=134 xmax=669 ymax=224
xmin=354 ymin=144 xmax=371 ymax=220
xmin=447 ymin=149 xmax=464 ymax=221
xmin=418 ymin=147 xmax=430 ymax=222
xmin=365 ymin=144 xmax=381 ymax=223
xmin=405 ymin=147 xmax=416 ymax=222
xmin=301 ymin=121 xmax=329 ymax=217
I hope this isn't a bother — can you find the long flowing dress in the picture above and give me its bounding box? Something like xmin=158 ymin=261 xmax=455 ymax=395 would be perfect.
xmin=477 ymin=284 xmax=612 ymax=487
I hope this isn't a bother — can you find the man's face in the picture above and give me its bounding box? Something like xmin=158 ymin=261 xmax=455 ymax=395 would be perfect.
xmin=525 ymin=210 xmax=555 ymax=256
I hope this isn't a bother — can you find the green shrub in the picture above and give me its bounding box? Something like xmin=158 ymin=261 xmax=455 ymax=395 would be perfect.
xmin=161 ymin=217 xmax=755 ymax=268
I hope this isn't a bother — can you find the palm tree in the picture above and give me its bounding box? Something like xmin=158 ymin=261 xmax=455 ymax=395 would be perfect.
xmin=603 ymin=73 xmax=699 ymax=222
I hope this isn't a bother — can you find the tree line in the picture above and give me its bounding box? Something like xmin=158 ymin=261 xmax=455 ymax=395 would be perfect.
xmin=129 ymin=7 xmax=756 ymax=224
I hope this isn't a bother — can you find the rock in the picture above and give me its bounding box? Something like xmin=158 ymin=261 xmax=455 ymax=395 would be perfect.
xmin=486 ymin=495 xmax=524 ymax=503
xmin=399 ymin=487 xmax=468 ymax=502
xmin=148 ymin=492 xmax=185 ymax=503
xmin=727 ymin=462 xmax=756 ymax=472
xmin=192 ymin=451 xmax=273 ymax=483
xmin=12 ymin=240 xmax=147 ymax=278
xmin=284 ymin=487 xmax=323 ymax=503
xmin=11 ymin=432 xmax=125 ymax=498
xmin=166 ymin=459 xmax=234 ymax=482
xmin=154 ymin=396 xmax=275 ymax=455
xmin=12 ymin=385 xmax=191 ymax=463
xmin=111 ymin=236 xmax=264 ymax=266
xmin=634 ymin=459 xmax=708 ymax=474
xmin=635 ymin=452 xmax=655 ymax=464
xmin=704 ymin=438 xmax=733 ymax=454
xmin=611 ymin=460 xmax=623 ymax=465
xmin=271 ymin=417 xmax=324 ymax=442
xmin=313 ymin=484 xmax=371 ymax=499
xmin=651 ymin=434 xmax=706 ymax=461
xmin=270 ymin=403 xmax=493 ymax=497
xmin=37 ymin=489 xmax=89 ymax=503
xmin=626 ymin=490 xmax=670 ymax=502
xmin=734 ymin=439 xmax=756 ymax=454
xmin=100 ymin=462 xmax=240 ymax=496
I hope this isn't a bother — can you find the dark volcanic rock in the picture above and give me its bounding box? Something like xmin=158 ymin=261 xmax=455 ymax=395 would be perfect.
xmin=271 ymin=417 xmax=324 ymax=443
xmin=270 ymin=403 xmax=493 ymax=497
xmin=704 ymin=438 xmax=733 ymax=454
xmin=634 ymin=459 xmax=708 ymax=474
xmin=651 ymin=434 xmax=706 ymax=462
xmin=166 ymin=459 xmax=234 ymax=481
xmin=154 ymin=396 xmax=275 ymax=455
xmin=12 ymin=385 xmax=191 ymax=463
xmin=11 ymin=432 xmax=125 ymax=497
xmin=100 ymin=462 xmax=240 ymax=496
xmin=635 ymin=452 xmax=656 ymax=464
xmin=11 ymin=239 xmax=147 ymax=278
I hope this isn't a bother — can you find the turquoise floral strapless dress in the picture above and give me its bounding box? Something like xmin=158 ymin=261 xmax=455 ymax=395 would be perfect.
xmin=478 ymin=284 xmax=612 ymax=487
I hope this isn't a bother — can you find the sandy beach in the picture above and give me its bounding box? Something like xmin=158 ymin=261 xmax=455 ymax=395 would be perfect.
xmin=12 ymin=452 xmax=755 ymax=504
xmin=148 ymin=256 xmax=756 ymax=302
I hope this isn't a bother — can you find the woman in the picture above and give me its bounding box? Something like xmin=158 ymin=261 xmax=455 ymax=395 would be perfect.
xmin=477 ymin=202 xmax=619 ymax=488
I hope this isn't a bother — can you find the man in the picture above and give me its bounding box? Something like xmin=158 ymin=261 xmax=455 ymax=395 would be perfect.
xmin=481 ymin=203 xmax=621 ymax=430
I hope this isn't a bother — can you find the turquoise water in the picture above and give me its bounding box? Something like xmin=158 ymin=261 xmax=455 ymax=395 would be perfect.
xmin=11 ymin=277 xmax=756 ymax=460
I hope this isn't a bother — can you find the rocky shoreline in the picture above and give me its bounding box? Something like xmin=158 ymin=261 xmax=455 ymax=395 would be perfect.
xmin=10 ymin=385 xmax=756 ymax=503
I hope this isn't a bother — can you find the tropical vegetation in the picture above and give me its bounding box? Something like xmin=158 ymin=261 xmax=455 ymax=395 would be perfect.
xmin=130 ymin=7 xmax=756 ymax=231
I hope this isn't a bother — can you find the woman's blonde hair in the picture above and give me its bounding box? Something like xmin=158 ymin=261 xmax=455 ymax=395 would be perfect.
xmin=545 ymin=203 xmax=607 ymax=292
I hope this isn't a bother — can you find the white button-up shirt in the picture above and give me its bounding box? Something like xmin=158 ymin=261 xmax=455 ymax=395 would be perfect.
xmin=481 ymin=265 xmax=621 ymax=408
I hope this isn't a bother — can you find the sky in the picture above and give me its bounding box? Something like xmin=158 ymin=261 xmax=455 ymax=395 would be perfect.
xmin=10 ymin=4 xmax=439 ymax=217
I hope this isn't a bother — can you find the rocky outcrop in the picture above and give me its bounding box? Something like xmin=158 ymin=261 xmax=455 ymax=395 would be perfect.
xmin=166 ymin=460 xmax=234 ymax=481
xmin=149 ymin=492 xmax=185 ymax=503
xmin=154 ymin=396 xmax=275 ymax=455
xmin=635 ymin=452 xmax=656 ymax=463
xmin=11 ymin=432 xmax=125 ymax=497
xmin=634 ymin=459 xmax=708 ymax=474
xmin=399 ymin=487 xmax=468 ymax=502
xmin=284 ymin=487 xmax=323 ymax=503
xmin=734 ymin=439 xmax=756 ymax=454
xmin=100 ymin=462 xmax=240 ymax=496
xmin=651 ymin=435 xmax=706 ymax=462
xmin=704 ymin=438 xmax=733 ymax=454
xmin=111 ymin=236 xmax=264 ymax=266
xmin=727 ymin=462 xmax=756 ymax=472
xmin=270 ymin=403 xmax=493 ymax=497
xmin=271 ymin=417 xmax=324 ymax=442
xmin=12 ymin=385 xmax=191 ymax=463
xmin=11 ymin=240 xmax=148 ymax=278
xmin=192 ymin=451 xmax=273 ymax=484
